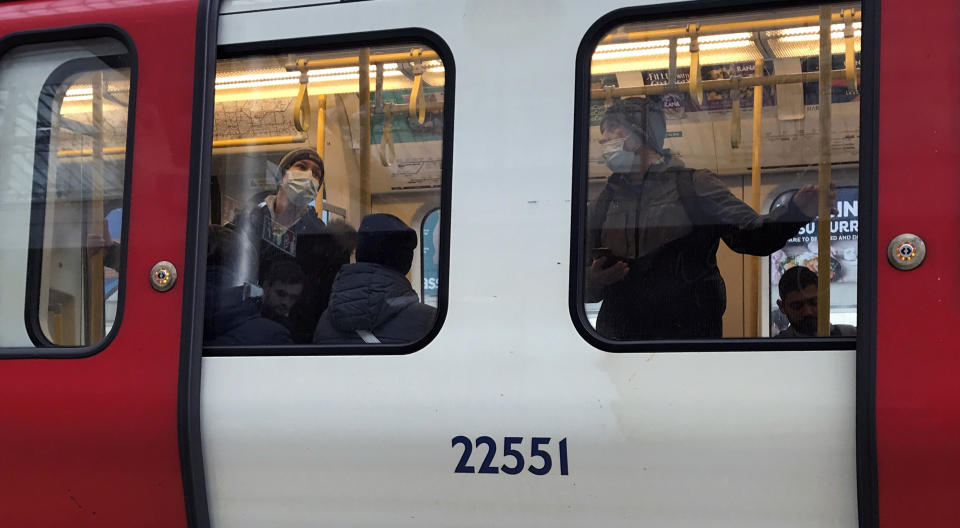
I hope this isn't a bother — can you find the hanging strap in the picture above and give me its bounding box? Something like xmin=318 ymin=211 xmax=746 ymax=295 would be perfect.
xmin=356 ymin=329 xmax=381 ymax=344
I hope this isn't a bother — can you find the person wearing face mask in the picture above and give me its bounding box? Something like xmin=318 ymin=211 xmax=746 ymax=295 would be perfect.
xmin=586 ymin=97 xmax=837 ymax=340
xmin=230 ymin=147 xmax=355 ymax=343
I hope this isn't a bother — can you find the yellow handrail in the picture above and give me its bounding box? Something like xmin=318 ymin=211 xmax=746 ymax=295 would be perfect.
xmin=600 ymin=11 xmax=861 ymax=42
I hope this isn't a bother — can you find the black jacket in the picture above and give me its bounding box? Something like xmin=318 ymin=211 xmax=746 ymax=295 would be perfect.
xmin=587 ymin=157 xmax=810 ymax=340
xmin=312 ymin=262 xmax=436 ymax=345
xmin=204 ymin=285 xmax=293 ymax=346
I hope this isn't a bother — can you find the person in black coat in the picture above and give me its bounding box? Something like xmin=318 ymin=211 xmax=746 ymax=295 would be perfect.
xmin=313 ymin=214 xmax=436 ymax=345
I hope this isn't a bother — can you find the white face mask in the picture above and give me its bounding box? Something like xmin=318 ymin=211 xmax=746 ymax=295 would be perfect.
xmin=282 ymin=169 xmax=318 ymax=207
xmin=601 ymin=137 xmax=636 ymax=172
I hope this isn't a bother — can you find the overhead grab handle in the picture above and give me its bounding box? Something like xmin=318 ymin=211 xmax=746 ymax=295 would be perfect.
xmin=843 ymin=8 xmax=858 ymax=91
xmin=408 ymin=48 xmax=426 ymax=124
xmin=294 ymin=59 xmax=311 ymax=133
xmin=374 ymin=62 xmax=385 ymax=114
xmin=687 ymin=24 xmax=703 ymax=105
xmin=730 ymin=76 xmax=742 ymax=149
xmin=604 ymin=86 xmax=615 ymax=108
xmin=379 ymin=103 xmax=397 ymax=167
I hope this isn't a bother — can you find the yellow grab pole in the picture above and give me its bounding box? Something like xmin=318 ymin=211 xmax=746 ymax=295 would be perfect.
xmin=599 ymin=11 xmax=861 ymax=43
xmin=358 ymin=47 xmax=372 ymax=216
xmin=746 ymin=59 xmax=764 ymax=337
xmin=58 ymin=146 xmax=126 ymax=157
xmin=211 ymin=135 xmax=307 ymax=148
xmin=316 ymin=95 xmax=326 ymax=157
xmin=589 ymin=69 xmax=855 ymax=99
xmin=87 ymin=71 xmax=106 ymax=344
xmin=843 ymin=8 xmax=858 ymax=91
xmin=817 ymin=6 xmax=833 ymax=337
xmin=687 ymin=24 xmax=702 ymax=105
xmin=288 ymin=49 xmax=440 ymax=71
xmin=315 ymin=95 xmax=327 ymax=218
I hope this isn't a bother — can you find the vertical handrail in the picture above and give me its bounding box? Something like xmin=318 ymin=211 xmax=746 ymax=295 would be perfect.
xmin=358 ymin=48 xmax=372 ymax=216
xmin=730 ymin=76 xmax=742 ymax=149
xmin=314 ymin=94 xmax=326 ymax=218
xmin=687 ymin=24 xmax=702 ymax=104
xmin=87 ymin=71 xmax=106 ymax=344
xmin=746 ymin=59 xmax=765 ymax=337
xmin=843 ymin=8 xmax=858 ymax=91
xmin=817 ymin=5 xmax=834 ymax=336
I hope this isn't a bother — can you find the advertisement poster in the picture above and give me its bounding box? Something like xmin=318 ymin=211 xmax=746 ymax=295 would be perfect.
xmin=768 ymin=186 xmax=858 ymax=335
xmin=420 ymin=209 xmax=440 ymax=307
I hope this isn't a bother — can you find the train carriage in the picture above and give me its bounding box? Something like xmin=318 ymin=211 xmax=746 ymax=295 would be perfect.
xmin=0 ymin=0 xmax=956 ymax=527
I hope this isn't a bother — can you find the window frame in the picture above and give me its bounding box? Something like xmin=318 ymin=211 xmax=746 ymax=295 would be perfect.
xmin=0 ymin=25 xmax=138 ymax=359
xmin=568 ymin=0 xmax=877 ymax=352
xmin=202 ymin=27 xmax=454 ymax=357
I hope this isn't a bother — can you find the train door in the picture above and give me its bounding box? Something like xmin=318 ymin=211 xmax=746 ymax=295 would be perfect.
xmin=875 ymin=0 xmax=960 ymax=525
xmin=0 ymin=1 xmax=215 ymax=527
xmin=203 ymin=1 xmax=862 ymax=527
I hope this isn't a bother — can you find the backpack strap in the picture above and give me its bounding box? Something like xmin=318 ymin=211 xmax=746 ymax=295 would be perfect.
xmin=356 ymin=329 xmax=381 ymax=344
xmin=672 ymin=168 xmax=708 ymax=225
xmin=587 ymin=182 xmax=617 ymax=253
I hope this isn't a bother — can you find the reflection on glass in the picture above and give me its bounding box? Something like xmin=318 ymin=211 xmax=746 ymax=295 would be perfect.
xmin=207 ymin=44 xmax=445 ymax=346
xmin=583 ymin=4 xmax=860 ymax=340
xmin=0 ymin=37 xmax=132 ymax=348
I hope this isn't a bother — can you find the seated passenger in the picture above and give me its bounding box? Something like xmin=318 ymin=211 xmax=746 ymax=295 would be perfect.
xmin=313 ymin=213 xmax=436 ymax=345
xmin=229 ymin=147 xmax=353 ymax=342
xmin=586 ymin=97 xmax=837 ymax=340
xmin=774 ymin=266 xmax=856 ymax=337
xmin=204 ymin=225 xmax=293 ymax=346
xmin=287 ymin=218 xmax=357 ymax=343
xmin=259 ymin=259 xmax=305 ymax=332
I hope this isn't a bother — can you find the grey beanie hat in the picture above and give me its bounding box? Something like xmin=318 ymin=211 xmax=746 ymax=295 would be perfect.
xmin=277 ymin=147 xmax=324 ymax=182
xmin=600 ymin=97 xmax=667 ymax=155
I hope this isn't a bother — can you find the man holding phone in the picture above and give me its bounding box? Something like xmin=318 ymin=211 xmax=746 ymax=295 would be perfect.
xmin=585 ymin=97 xmax=835 ymax=340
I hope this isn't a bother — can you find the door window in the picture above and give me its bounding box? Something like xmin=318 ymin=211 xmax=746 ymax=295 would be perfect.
xmin=0 ymin=37 xmax=134 ymax=349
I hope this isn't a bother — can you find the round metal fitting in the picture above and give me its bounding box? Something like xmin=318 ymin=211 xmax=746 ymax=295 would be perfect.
xmin=150 ymin=261 xmax=178 ymax=292
xmin=887 ymin=233 xmax=926 ymax=271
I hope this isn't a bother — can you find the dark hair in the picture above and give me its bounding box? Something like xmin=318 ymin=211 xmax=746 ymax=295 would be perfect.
xmin=278 ymin=147 xmax=325 ymax=183
xmin=601 ymin=97 xmax=667 ymax=154
xmin=778 ymin=266 xmax=818 ymax=300
xmin=326 ymin=218 xmax=359 ymax=260
xmin=263 ymin=259 xmax=305 ymax=287
xmin=356 ymin=213 xmax=418 ymax=274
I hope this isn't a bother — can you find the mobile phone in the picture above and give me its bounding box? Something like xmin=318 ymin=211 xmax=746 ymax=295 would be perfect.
xmin=592 ymin=247 xmax=617 ymax=269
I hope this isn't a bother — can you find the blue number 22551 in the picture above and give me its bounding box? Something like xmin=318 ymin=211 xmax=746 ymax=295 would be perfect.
xmin=451 ymin=436 xmax=569 ymax=476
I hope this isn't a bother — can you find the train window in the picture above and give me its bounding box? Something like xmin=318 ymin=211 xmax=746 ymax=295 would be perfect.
xmin=575 ymin=3 xmax=861 ymax=343
xmin=205 ymin=40 xmax=449 ymax=349
xmin=0 ymin=37 xmax=133 ymax=349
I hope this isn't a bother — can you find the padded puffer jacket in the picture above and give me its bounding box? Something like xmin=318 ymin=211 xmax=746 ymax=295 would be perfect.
xmin=312 ymin=262 xmax=436 ymax=345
